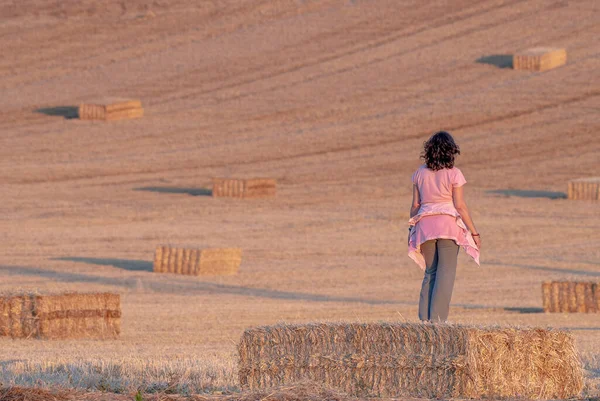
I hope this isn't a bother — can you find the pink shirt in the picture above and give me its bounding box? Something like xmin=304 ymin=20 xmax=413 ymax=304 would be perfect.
xmin=408 ymin=165 xmax=480 ymax=270
xmin=412 ymin=165 xmax=467 ymax=203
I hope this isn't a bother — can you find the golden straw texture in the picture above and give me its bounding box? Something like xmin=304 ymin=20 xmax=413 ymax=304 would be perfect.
xmin=542 ymin=281 xmax=599 ymax=313
xmin=238 ymin=322 xmax=583 ymax=399
xmin=153 ymin=246 xmax=242 ymax=276
xmin=0 ymin=292 xmax=120 ymax=339
xmin=0 ymin=295 xmax=37 ymax=338
xmin=568 ymin=178 xmax=600 ymax=201
xmin=212 ymin=178 xmax=276 ymax=199
xmin=0 ymin=386 xmax=73 ymax=401
xmin=513 ymin=47 xmax=566 ymax=72
xmin=78 ymin=98 xmax=143 ymax=121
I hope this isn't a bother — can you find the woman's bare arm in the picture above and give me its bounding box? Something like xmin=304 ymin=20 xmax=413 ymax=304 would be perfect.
xmin=410 ymin=184 xmax=421 ymax=218
xmin=452 ymin=186 xmax=481 ymax=246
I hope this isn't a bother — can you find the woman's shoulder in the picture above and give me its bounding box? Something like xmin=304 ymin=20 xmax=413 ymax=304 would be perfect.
xmin=413 ymin=164 xmax=430 ymax=175
xmin=411 ymin=164 xmax=428 ymax=182
xmin=447 ymin=166 xmax=467 ymax=186
xmin=448 ymin=166 xmax=465 ymax=176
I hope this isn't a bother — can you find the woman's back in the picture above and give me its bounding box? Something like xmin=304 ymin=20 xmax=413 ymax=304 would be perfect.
xmin=412 ymin=164 xmax=466 ymax=204
xmin=408 ymin=131 xmax=480 ymax=323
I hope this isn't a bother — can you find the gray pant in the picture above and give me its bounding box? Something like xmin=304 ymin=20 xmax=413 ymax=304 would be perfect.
xmin=418 ymin=239 xmax=459 ymax=322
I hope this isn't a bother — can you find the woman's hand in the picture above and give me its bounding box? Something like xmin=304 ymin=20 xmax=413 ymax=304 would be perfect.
xmin=473 ymin=235 xmax=481 ymax=249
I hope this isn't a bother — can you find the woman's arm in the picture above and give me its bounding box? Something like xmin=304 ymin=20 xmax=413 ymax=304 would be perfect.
xmin=452 ymin=185 xmax=481 ymax=247
xmin=410 ymin=184 xmax=421 ymax=218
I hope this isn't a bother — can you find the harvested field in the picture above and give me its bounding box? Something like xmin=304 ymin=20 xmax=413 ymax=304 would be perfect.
xmin=543 ymin=281 xmax=599 ymax=313
xmin=0 ymin=293 xmax=120 ymax=340
xmin=0 ymin=0 xmax=599 ymax=398
xmin=153 ymin=247 xmax=242 ymax=276
xmin=238 ymin=322 xmax=583 ymax=399
xmin=0 ymin=382 xmax=364 ymax=401
xmin=0 ymin=387 xmax=72 ymax=401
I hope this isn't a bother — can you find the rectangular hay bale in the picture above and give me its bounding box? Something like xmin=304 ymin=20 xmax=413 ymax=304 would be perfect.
xmin=0 ymin=292 xmax=120 ymax=339
xmin=568 ymin=177 xmax=600 ymax=200
xmin=212 ymin=178 xmax=276 ymax=199
xmin=153 ymin=246 xmax=242 ymax=276
xmin=105 ymin=107 xmax=144 ymax=121
xmin=542 ymin=281 xmax=599 ymax=313
xmin=513 ymin=47 xmax=566 ymax=72
xmin=78 ymin=104 xmax=106 ymax=120
xmin=0 ymin=295 xmax=37 ymax=338
xmin=198 ymin=248 xmax=242 ymax=275
xmin=35 ymin=293 xmax=121 ymax=340
xmin=103 ymin=99 xmax=142 ymax=112
xmin=244 ymin=178 xmax=277 ymax=198
xmin=238 ymin=322 xmax=583 ymax=399
xmin=78 ymin=98 xmax=143 ymax=121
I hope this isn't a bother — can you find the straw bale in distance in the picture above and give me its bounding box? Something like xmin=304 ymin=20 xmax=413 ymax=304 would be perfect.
xmin=34 ymin=292 xmax=121 ymax=339
xmin=0 ymin=294 xmax=37 ymax=338
xmin=153 ymin=246 xmax=242 ymax=276
xmin=104 ymin=107 xmax=144 ymax=121
xmin=0 ymin=292 xmax=120 ymax=339
xmin=542 ymin=281 xmax=599 ymax=313
xmin=238 ymin=322 xmax=583 ymax=399
xmin=513 ymin=47 xmax=566 ymax=71
xmin=212 ymin=178 xmax=276 ymax=199
xmin=244 ymin=178 xmax=277 ymax=198
xmin=198 ymin=248 xmax=242 ymax=275
xmin=78 ymin=98 xmax=143 ymax=121
xmin=568 ymin=177 xmax=600 ymax=200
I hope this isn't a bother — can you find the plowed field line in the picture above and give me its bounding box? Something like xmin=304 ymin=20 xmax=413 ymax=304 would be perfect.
xmin=6 ymin=89 xmax=597 ymax=185
xmin=153 ymin=0 xmax=530 ymax=105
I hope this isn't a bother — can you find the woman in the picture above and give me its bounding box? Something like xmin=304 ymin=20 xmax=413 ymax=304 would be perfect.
xmin=408 ymin=131 xmax=480 ymax=322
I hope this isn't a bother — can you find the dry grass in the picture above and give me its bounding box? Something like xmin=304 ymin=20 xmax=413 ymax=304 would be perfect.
xmin=0 ymin=382 xmax=363 ymax=401
xmin=582 ymin=354 xmax=600 ymax=397
xmin=0 ymin=357 xmax=236 ymax=395
xmin=0 ymin=387 xmax=72 ymax=401
xmin=221 ymin=382 xmax=359 ymax=401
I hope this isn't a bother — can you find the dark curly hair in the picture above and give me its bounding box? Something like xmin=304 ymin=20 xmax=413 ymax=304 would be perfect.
xmin=421 ymin=131 xmax=460 ymax=171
